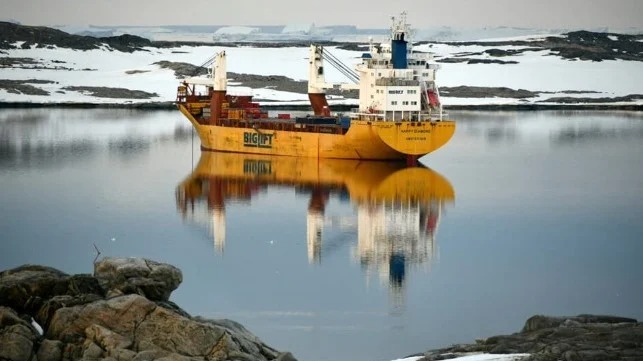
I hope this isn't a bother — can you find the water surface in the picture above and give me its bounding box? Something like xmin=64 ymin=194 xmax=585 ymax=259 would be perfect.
xmin=1 ymin=109 xmax=642 ymax=361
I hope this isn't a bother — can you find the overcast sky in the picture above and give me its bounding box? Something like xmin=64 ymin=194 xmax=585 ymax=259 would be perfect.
xmin=2 ymin=0 xmax=642 ymax=29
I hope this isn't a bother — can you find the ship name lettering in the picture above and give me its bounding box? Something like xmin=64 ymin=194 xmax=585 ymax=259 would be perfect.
xmin=243 ymin=160 xmax=272 ymax=175
xmin=243 ymin=132 xmax=274 ymax=148
xmin=401 ymin=129 xmax=431 ymax=134
xmin=388 ymin=90 xmax=404 ymax=94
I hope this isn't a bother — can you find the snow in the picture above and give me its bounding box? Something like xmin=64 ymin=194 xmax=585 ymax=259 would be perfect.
xmin=1 ymin=40 xmax=642 ymax=106
xmin=392 ymin=354 xmax=529 ymax=361
xmin=214 ymin=26 xmax=259 ymax=35
xmin=608 ymin=35 xmax=619 ymax=41
xmin=281 ymin=23 xmax=315 ymax=34
xmin=31 ymin=318 xmax=43 ymax=335
xmin=436 ymin=50 xmax=643 ymax=95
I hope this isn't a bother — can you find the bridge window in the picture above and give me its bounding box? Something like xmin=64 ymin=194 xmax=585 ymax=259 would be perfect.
xmin=391 ymin=101 xmax=398 ymax=105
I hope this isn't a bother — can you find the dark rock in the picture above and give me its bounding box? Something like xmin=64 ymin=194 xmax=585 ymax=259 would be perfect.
xmin=61 ymin=86 xmax=159 ymax=99
xmin=522 ymin=314 xmax=637 ymax=332
xmin=0 ymin=264 xmax=102 ymax=314
xmin=83 ymin=341 xmax=104 ymax=358
xmin=275 ymin=352 xmax=297 ymax=361
xmin=0 ymin=21 xmax=152 ymax=52
xmin=130 ymin=350 xmax=175 ymax=360
xmin=196 ymin=317 xmax=282 ymax=359
xmin=557 ymin=90 xmax=602 ymax=94
xmin=100 ymin=34 xmax=153 ymax=52
xmin=539 ymin=94 xmax=643 ymax=104
xmin=417 ymin=314 xmax=642 ymax=361
xmin=437 ymin=57 xmax=518 ymax=64
xmin=578 ymin=350 xmax=611 ymax=360
xmin=522 ymin=315 xmax=569 ymax=332
xmin=452 ymin=51 xmax=484 ymax=57
xmin=0 ymin=307 xmax=39 ymax=361
xmin=467 ymin=58 xmax=518 ymax=65
xmin=43 ymin=291 xmax=289 ymax=360
xmin=0 ymin=57 xmax=38 ymax=67
xmin=36 ymin=339 xmax=64 ymax=361
xmin=0 ymin=79 xmax=54 ymax=96
xmin=485 ymin=48 xmax=540 ymax=57
xmin=154 ymin=60 xmax=209 ymax=78
xmin=440 ymin=86 xmax=537 ymax=99
xmin=36 ymin=294 xmax=104 ymax=331
xmin=155 ymin=299 xmax=191 ymax=318
xmin=563 ymin=350 xmax=580 ymax=361
xmin=0 ymin=57 xmax=74 ymax=71
xmin=94 ymin=257 xmax=182 ymax=301
xmin=543 ymin=31 xmax=643 ymax=61
xmin=435 ymin=30 xmax=643 ymax=62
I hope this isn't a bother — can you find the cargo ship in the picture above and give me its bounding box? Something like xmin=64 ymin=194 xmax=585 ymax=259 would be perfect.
xmin=176 ymin=13 xmax=455 ymax=164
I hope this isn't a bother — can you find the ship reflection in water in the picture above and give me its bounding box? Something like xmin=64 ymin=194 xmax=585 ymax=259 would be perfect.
xmin=176 ymin=152 xmax=455 ymax=310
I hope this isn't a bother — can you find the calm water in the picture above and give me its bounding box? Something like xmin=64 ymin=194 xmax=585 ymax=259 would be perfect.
xmin=1 ymin=108 xmax=642 ymax=361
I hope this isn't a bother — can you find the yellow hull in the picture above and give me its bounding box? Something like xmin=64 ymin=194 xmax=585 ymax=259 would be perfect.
xmin=179 ymin=105 xmax=455 ymax=160
xmin=178 ymin=152 xmax=455 ymax=205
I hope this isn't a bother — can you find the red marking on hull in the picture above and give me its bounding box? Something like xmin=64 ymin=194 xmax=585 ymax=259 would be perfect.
xmin=308 ymin=93 xmax=331 ymax=116
xmin=210 ymin=90 xmax=226 ymax=124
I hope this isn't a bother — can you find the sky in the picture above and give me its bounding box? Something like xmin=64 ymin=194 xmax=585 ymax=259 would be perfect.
xmin=1 ymin=0 xmax=642 ymax=29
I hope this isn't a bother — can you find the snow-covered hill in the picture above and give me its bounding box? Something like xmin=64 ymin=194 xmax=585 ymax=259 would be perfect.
xmin=1 ymin=24 xmax=642 ymax=108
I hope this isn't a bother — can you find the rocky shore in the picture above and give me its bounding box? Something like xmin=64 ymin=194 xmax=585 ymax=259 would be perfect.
xmin=1 ymin=258 xmax=641 ymax=361
xmin=0 ymin=258 xmax=297 ymax=361
xmin=411 ymin=314 xmax=642 ymax=361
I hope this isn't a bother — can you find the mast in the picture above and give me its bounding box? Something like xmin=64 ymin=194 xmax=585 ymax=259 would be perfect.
xmin=390 ymin=12 xmax=409 ymax=70
xmin=307 ymin=45 xmax=331 ymax=116
xmin=210 ymin=51 xmax=227 ymax=124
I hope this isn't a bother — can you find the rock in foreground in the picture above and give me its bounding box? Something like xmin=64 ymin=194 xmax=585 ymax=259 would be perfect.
xmin=0 ymin=257 xmax=296 ymax=361
xmin=416 ymin=314 xmax=642 ymax=361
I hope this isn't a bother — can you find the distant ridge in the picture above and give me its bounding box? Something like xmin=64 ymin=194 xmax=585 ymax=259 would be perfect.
xmin=0 ymin=21 xmax=152 ymax=52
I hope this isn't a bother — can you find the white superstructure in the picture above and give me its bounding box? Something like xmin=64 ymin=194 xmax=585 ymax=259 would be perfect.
xmin=308 ymin=12 xmax=444 ymax=121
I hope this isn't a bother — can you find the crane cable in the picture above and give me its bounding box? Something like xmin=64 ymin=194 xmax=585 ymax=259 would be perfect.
xmin=320 ymin=47 xmax=359 ymax=84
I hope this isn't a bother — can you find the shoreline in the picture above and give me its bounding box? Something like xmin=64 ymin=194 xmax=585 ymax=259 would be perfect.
xmin=1 ymin=101 xmax=642 ymax=111
xmin=409 ymin=314 xmax=642 ymax=361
